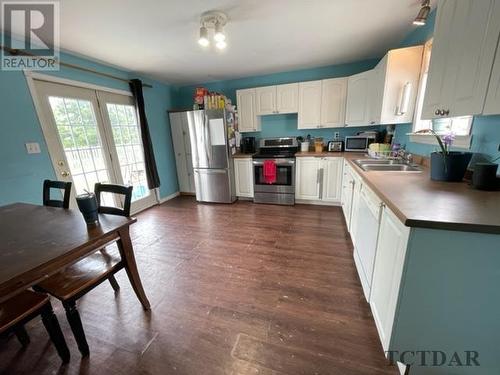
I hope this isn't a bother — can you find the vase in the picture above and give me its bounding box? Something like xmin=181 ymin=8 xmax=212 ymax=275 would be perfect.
xmin=76 ymin=193 xmax=99 ymax=225
xmin=430 ymin=152 xmax=472 ymax=182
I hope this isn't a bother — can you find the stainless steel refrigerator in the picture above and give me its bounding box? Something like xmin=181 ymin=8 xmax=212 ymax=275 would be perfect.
xmin=186 ymin=109 xmax=236 ymax=203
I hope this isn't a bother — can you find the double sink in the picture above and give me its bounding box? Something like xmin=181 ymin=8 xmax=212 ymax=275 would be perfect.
xmin=354 ymin=159 xmax=422 ymax=173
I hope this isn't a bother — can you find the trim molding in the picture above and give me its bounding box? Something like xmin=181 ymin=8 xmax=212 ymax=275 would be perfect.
xmin=159 ymin=191 xmax=180 ymax=204
xmin=24 ymin=71 xmax=132 ymax=97
xmin=408 ymin=134 xmax=472 ymax=149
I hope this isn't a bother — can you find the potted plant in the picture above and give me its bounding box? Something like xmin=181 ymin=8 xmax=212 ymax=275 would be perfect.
xmin=416 ymin=130 xmax=472 ymax=182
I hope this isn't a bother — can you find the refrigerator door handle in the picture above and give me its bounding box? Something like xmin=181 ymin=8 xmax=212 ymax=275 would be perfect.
xmin=203 ymin=114 xmax=211 ymax=164
xmin=194 ymin=169 xmax=227 ymax=174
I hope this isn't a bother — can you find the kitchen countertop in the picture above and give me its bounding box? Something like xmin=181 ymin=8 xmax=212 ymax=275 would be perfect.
xmin=295 ymin=151 xmax=345 ymax=157
xmin=341 ymin=154 xmax=500 ymax=234
xmin=232 ymin=152 xmax=255 ymax=158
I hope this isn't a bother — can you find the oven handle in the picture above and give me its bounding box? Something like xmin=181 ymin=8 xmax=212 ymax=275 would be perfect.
xmin=252 ymin=160 xmax=295 ymax=166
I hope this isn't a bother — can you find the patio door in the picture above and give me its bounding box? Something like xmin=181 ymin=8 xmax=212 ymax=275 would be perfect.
xmin=33 ymin=79 xmax=157 ymax=213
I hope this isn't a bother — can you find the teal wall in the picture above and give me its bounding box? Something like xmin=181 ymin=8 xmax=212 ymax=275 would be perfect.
xmin=0 ymin=33 xmax=179 ymax=206
xmin=177 ymin=59 xmax=383 ymax=140
xmin=393 ymin=11 xmax=500 ymax=161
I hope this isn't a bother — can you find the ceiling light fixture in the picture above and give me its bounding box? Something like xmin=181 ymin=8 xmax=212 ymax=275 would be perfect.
xmin=214 ymin=22 xmax=226 ymax=43
xmin=413 ymin=0 xmax=431 ymax=26
xmin=198 ymin=26 xmax=209 ymax=47
xmin=198 ymin=11 xmax=228 ymax=50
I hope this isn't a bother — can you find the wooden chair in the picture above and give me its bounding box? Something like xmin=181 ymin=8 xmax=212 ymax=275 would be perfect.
xmin=35 ymin=183 xmax=133 ymax=356
xmin=43 ymin=180 xmax=72 ymax=209
xmin=0 ymin=290 xmax=70 ymax=363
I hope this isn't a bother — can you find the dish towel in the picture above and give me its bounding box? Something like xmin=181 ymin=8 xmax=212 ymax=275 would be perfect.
xmin=263 ymin=160 xmax=277 ymax=184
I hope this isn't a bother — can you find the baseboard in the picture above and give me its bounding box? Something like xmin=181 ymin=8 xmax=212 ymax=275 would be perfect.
xmin=295 ymin=199 xmax=341 ymax=207
xmin=158 ymin=191 xmax=180 ymax=204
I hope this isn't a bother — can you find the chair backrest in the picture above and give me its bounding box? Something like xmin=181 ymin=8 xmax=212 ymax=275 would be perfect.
xmin=94 ymin=183 xmax=133 ymax=217
xmin=43 ymin=180 xmax=72 ymax=209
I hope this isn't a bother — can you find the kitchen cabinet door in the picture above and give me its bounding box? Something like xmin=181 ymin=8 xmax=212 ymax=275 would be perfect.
xmin=234 ymin=158 xmax=254 ymax=198
xmin=348 ymin=170 xmax=362 ymax=238
xmin=346 ymin=71 xmax=372 ymax=126
xmin=370 ymin=206 xmax=410 ymax=351
xmin=255 ymin=86 xmax=276 ymax=115
xmin=321 ymin=157 xmax=343 ymax=203
xmin=169 ymin=112 xmax=194 ymax=193
xmin=341 ymin=162 xmax=355 ymax=226
xmin=295 ymin=157 xmax=321 ymax=200
xmin=237 ymin=89 xmax=260 ymax=132
xmin=484 ymin=37 xmax=500 ymax=114
xmin=422 ymin=0 xmax=500 ymax=119
xmin=276 ymin=83 xmax=299 ymax=114
xmin=298 ymin=81 xmax=322 ymax=129
xmin=320 ymin=78 xmax=347 ymax=128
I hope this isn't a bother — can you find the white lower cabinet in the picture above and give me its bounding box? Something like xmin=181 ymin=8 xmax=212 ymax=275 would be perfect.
xmin=370 ymin=205 xmax=410 ymax=351
xmin=340 ymin=162 xmax=355 ymax=227
xmin=234 ymin=158 xmax=254 ymax=198
xmin=296 ymin=157 xmax=343 ymax=203
xmin=295 ymin=157 xmax=321 ymax=200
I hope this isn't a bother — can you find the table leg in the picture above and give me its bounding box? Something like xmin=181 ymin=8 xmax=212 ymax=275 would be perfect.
xmin=117 ymin=226 xmax=151 ymax=310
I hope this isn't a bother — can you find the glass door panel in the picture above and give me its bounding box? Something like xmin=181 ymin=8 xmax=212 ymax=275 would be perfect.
xmin=106 ymin=103 xmax=149 ymax=202
xmin=97 ymin=91 xmax=157 ymax=212
xmin=47 ymin=96 xmax=111 ymax=196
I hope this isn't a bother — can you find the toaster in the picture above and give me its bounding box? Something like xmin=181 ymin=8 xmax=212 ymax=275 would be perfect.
xmin=327 ymin=140 xmax=343 ymax=152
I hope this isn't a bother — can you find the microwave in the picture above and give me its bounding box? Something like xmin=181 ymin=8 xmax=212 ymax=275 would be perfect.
xmin=344 ymin=136 xmax=376 ymax=152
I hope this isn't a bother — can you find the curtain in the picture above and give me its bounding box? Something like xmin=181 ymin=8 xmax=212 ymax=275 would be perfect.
xmin=129 ymin=79 xmax=161 ymax=189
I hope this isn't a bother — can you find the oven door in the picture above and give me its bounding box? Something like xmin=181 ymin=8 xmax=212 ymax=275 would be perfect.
xmin=252 ymin=159 xmax=295 ymax=194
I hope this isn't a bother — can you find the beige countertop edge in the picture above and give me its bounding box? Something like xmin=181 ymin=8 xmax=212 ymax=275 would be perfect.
xmin=344 ymin=158 xmax=500 ymax=235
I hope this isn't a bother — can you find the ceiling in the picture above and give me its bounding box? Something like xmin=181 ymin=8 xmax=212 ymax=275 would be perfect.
xmin=3 ymin=0 xmax=434 ymax=86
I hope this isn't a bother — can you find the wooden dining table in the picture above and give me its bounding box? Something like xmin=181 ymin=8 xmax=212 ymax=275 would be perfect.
xmin=0 ymin=203 xmax=150 ymax=309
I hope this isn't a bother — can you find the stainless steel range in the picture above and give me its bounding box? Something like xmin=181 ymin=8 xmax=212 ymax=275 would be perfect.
xmin=252 ymin=137 xmax=298 ymax=205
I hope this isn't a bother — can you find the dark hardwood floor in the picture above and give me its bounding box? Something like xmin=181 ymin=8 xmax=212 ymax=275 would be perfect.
xmin=0 ymin=197 xmax=397 ymax=375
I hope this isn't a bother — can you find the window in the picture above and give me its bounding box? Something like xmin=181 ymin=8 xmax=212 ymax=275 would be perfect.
xmin=411 ymin=40 xmax=473 ymax=148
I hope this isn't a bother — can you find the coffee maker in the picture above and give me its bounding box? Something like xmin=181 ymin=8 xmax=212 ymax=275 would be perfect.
xmin=241 ymin=137 xmax=256 ymax=154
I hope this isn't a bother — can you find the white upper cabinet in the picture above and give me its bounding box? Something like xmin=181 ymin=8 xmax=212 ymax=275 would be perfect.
xmin=298 ymin=81 xmax=323 ymax=129
xmin=255 ymin=86 xmax=276 ymax=115
xmin=346 ymin=70 xmax=373 ymax=127
xmin=321 ymin=157 xmax=343 ymax=202
xmin=484 ymin=18 xmax=500 ymax=114
xmin=276 ymin=83 xmax=299 ymax=114
xmin=373 ymin=46 xmax=424 ymax=125
xmin=320 ymin=78 xmax=348 ymax=128
xmin=422 ymin=0 xmax=500 ymax=119
xmin=255 ymin=83 xmax=298 ymax=115
xmin=347 ymin=46 xmax=423 ymax=127
xmin=236 ymin=88 xmax=260 ymax=133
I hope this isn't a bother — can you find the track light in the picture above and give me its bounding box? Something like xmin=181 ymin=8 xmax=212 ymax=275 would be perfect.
xmin=413 ymin=0 xmax=431 ymax=26
xmin=198 ymin=26 xmax=209 ymax=47
xmin=214 ymin=22 xmax=226 ymax=43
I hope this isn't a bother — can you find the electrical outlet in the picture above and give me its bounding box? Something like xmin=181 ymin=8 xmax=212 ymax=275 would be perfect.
xmin=334 ymin=131 xmax=340 ymax=140
xmin=25 ymin=142 xmax=41 ymax=154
